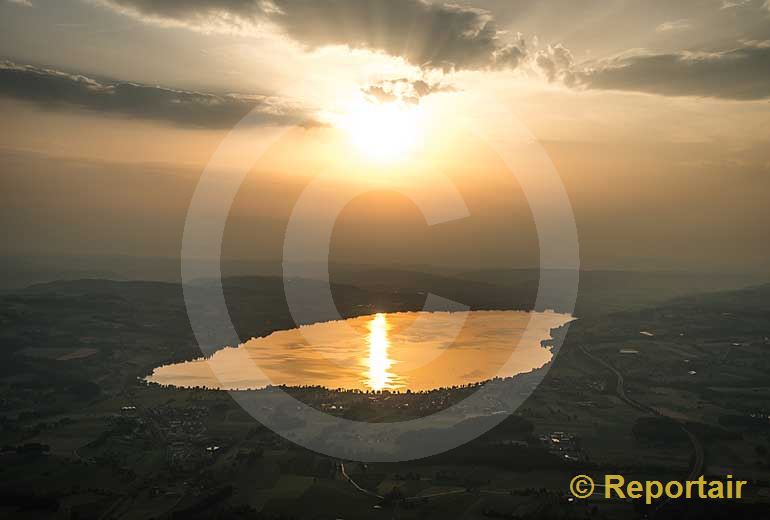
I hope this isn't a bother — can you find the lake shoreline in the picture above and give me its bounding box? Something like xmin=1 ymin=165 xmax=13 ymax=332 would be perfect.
xmin=145 ymin=310 xmax=575 ymax=393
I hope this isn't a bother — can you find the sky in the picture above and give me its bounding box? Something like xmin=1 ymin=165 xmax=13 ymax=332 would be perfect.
xmin=1 ymin=0 xmax=769 ymax=273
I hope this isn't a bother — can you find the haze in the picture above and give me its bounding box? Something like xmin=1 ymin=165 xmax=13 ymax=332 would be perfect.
xmin=1 ymin=0 xmax=769 ymax=274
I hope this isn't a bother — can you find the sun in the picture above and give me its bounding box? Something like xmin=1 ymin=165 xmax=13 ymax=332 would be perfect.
xmin=336 ymin=100 xmax=423 ymax=163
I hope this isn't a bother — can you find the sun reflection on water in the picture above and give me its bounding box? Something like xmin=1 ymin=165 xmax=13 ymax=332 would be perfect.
xmin=363 ymin=313 xmax=401 ymax=391
xmin=148 ymin=311 xmax=575 ymax=392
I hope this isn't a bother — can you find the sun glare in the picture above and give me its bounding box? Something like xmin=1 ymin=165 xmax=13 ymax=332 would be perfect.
xmin=336 ymin=101 xmax=423 ymax=163
xmin=364 ymin=313 xmax=399 ymax=391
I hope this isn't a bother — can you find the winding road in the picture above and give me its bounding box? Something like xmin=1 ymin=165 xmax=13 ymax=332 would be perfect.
xmin=578 ymin=344 xmax=705 ymax=513
xmin=340 ymin=462 xmax=384 ymax=500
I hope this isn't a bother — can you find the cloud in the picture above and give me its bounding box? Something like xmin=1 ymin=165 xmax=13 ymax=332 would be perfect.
xmin=740 ymin=39 xmax=770 ymax=47
xmin=720 ymin=0 xmax=752 ymax=8
xmin=97 ymin=0 xmax=530 ymax=71
xmin=578 ymin=44 xmax=770 ymax=100
xmin=88 ymin=1 xmax=770 ymax=103
xmin=535 ymin=44 xmax=577 ymax=85
xmin=0 ymin=61 xmax=314 ymax=127
xmin=272 ymin=0 xmax=532 ymax=71
xmin=656 ymin=19 xmax=692 ymax=32
xmin=362 ymin=78 xmax=455 ymax=104
xmin=721 ymin=0 xmax=770 ymax=11
xmin=94 ymin=0 xmax=267 ymax=33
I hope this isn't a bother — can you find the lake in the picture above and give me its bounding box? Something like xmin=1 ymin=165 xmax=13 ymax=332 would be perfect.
xmin=147 ymin=310 xmax=573 ymax=392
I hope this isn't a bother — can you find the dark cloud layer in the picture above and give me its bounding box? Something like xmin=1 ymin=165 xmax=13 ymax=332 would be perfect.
xmin=0 ymin=61 xmax=311 ymax=127
xmin=100 ymin=0 xmax=528 ymax=71
xmin=270 ymin=0 xmax=525 ymax=70
xmin=65 ymin=1 xmax=770 ymax=102
xmin=580 ymin=44 xmax=770 ymax=100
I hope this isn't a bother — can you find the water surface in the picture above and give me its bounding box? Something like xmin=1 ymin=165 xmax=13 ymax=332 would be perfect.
xmin=147 ymin=310 xmax=572 ymax=392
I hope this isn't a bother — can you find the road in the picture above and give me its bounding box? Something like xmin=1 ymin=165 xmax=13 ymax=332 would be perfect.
xmin=340 ymin=462 xmax=384 ymax=500
xmin=339 ymin=463 xmax=514 ymax=504
xmin=578 ymin=344 xmax=705 ymax=514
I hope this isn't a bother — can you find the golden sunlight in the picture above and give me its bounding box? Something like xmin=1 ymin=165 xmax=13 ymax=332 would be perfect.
xmin=363 ymin=313 xmax=400 ymax=391
xmin=336 ymin=100 xmax=423 ymax=163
